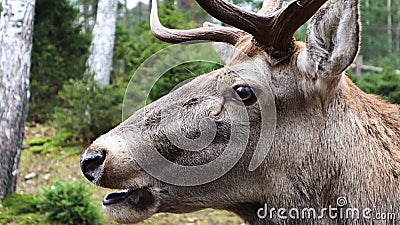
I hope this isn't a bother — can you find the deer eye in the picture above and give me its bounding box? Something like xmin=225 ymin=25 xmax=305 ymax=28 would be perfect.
xmin=234 ymin=86 xmax=257 ymax=105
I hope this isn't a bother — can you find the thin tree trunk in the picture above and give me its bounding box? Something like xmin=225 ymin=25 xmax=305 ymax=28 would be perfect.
xmin=78 ymin=0 xmax=96 ymax=33
xmin=397 ymin=2 xmax=400 ymax=65
xmin=149 ymin=0 xmax=152 ymax=14
xmin=86 ymin=0 xmax=118 ymax=85
xmin=179 ymin=0 xmax=190 ymax=10
xmin=365 ymin=0 xmax=369 ymax=25
xmin=0 ymin=0 xmax=36 ymax=200
xmin=78 ymin=0 xmax=88 ymax=32
xmin=124 ymin=0 xmax=129 ymax=28
xmin=387 ymin=0 xmax=392 ymax=53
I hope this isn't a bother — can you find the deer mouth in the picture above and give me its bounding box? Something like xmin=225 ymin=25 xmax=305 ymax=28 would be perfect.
xmin=103 ymin=189 xmax=135 ymax=206
xmin=102 ymin=187 xmax=162 ymax=224
xmin=103 ymin=188 xmax=155 ymax=207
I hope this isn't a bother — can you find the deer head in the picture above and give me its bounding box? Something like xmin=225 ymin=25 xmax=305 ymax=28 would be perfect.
xmin=78 ymin=0 xmax=400 ymax=224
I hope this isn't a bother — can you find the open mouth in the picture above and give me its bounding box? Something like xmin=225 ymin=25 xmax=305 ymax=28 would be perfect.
xmin=103 ymin=187 xmax=158 ymax=210
xmin=103 ymin=189 xmax=134 ymax=205
xmin=101 ymin=187 xmax=162 ymax=224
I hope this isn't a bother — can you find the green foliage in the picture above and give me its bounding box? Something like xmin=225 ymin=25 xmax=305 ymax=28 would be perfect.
xmin=1 ymin=194 xmax=39 ymax=214
xmin=24 ymin=130 xmax=75 ymax=155
xmin=48 ymin=0 xmax=191 ymax=141
xmin=52 ymin=78 xmax=123 ymax=141
xmin=29 ymin=0 xmax=91 ymax=123
xmin=25 ymin=136 xmax=53 ymax=146
xmin=38 ymin=180 xmax=103 ymax=225
xmin=113 ymin=1 xmax=224 ymax=119
xmin=0 ymin=194 xmax=44 ymax=225
xmin=359 ymin=0 xmax=400 ymax=68
xmin=148 ymin=61 xmax=222 ymax=103
xmin=112 ymin=0 xmax=194 ymax=85
xmin=27 ymin=0 xmax=398 ymax=141
xmin=0 ymin=213 xmax=44 ymax=225
xmin=47 ymin=130 xmax=74 ymax=147
xmin=348 ymin=69 xmax=400 ymax=104
xmin=77 ymin=0 xmax=99 ymax=33
xmin=120 ymin=41 xmax=224 ymax=118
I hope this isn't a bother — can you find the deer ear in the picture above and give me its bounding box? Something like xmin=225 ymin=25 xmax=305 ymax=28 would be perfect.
xmin=212 ymin=42 xmax=236 ymax=65
xmin=297 ymin=0 xmax=361 ymax=78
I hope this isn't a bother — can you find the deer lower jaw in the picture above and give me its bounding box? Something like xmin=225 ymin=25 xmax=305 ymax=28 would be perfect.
xmin=102 ymin=187 xmax=162 ymax=224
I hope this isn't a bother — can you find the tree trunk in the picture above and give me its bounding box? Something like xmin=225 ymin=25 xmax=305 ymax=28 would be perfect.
xmin=365 ymin=0 xmax=370 ymax=25
xmin=86 ymin=0 xmax=118 ymax=85
xmin=78 ymin=0 xmax=89 ymax=32
xmin=387 ymin=0 xmax=392 ymax=53
xmin=0 ymin=0 xmax=36 ymax=200
xmin=397 ymin=1 xmax=400 ymax=65
xmin=78 ymin=0 xmax=97 ymax=33
xmin=124 ymin=0 xmax=129 ymax=28
xmin=393 ymin=1 xmax=400 ymax=65
xmin=179 ymin=0 xmax=190 ymax=10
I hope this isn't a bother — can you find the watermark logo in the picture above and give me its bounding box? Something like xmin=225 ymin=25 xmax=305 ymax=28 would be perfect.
xmin=257 ymin=197 xmax=398 ymax=221
xmin=336 ymin=196 xmax=347 ymax=207
xmin=122 ymin=42 xmax=277 ymax=186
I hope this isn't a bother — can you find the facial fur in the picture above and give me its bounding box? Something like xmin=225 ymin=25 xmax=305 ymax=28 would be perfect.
xmin=80 ymin=0 xmax=400 ymax=224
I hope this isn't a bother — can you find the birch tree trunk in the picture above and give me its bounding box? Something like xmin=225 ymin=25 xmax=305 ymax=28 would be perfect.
xmin=86 ymin=0 xmax=118 ymax=85
xmin=0 ymin=0 xmax=35 ymax=200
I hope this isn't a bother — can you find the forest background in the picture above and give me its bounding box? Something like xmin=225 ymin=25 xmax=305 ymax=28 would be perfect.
xmin=0 ymin=0 xmax=399 ymax=224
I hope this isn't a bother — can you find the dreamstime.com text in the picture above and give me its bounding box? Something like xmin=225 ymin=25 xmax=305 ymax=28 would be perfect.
xmin=257 ymin=197 xmax=399 ymax=220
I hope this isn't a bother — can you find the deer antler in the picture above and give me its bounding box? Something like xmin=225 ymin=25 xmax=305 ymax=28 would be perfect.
xmin=150 ymin=0 xmax=245 ymax=45
xmin=259 ymin=0 xmax=284 ymax=15
xmin=151 ymin=0 xmax=328 ymax=59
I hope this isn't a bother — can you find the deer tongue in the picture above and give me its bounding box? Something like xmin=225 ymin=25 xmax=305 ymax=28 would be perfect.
xmin=103 ymin=188 xmax=156 ymax=210
xmin=103 ymin=189 xmax=133 ymax=205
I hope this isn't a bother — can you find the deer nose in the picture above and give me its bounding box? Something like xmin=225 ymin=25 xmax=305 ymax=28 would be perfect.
xmin=80 ymin=150 xmax=106 ymax=182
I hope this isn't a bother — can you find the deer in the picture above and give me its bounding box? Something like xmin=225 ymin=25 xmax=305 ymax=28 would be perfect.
xmin=80 ymin=0 xmax=400 ymax=224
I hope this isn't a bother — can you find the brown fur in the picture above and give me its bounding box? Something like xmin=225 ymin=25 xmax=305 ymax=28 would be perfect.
xmin=81 ymin=0 xmax=400 ymax=224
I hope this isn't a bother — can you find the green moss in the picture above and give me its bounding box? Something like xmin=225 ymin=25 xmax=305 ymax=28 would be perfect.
xmin=24 ymin=136 xmax=52 ymax=146
xmin=29 ymin=145 xmax=45 ymax=154
xmin=25 ymin=130 xmax=76 ymax=155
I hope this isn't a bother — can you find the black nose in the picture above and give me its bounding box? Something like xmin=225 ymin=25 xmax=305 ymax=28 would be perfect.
xmin=80 ymin=150 xmax=106 ymax=182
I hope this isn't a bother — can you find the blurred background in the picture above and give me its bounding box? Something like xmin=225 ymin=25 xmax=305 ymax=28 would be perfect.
xmin=0 ymin=0 xmax=398 ymax=224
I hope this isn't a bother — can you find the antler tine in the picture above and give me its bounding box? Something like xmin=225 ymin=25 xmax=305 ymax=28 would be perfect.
xmin=194 ymin=0 xmax=328 ymax=59
xmin=269 ymin=0 xmax=328 ymax=57
xmin=194 ymin=0 xmax=267 ymax=38
xmin=150 ymin=0 xmax=243 ymax=45
xmin=150 ymin=0 xmax=328 ymax=60
xmin=259 ymin=0 xmax=284 ymax=15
